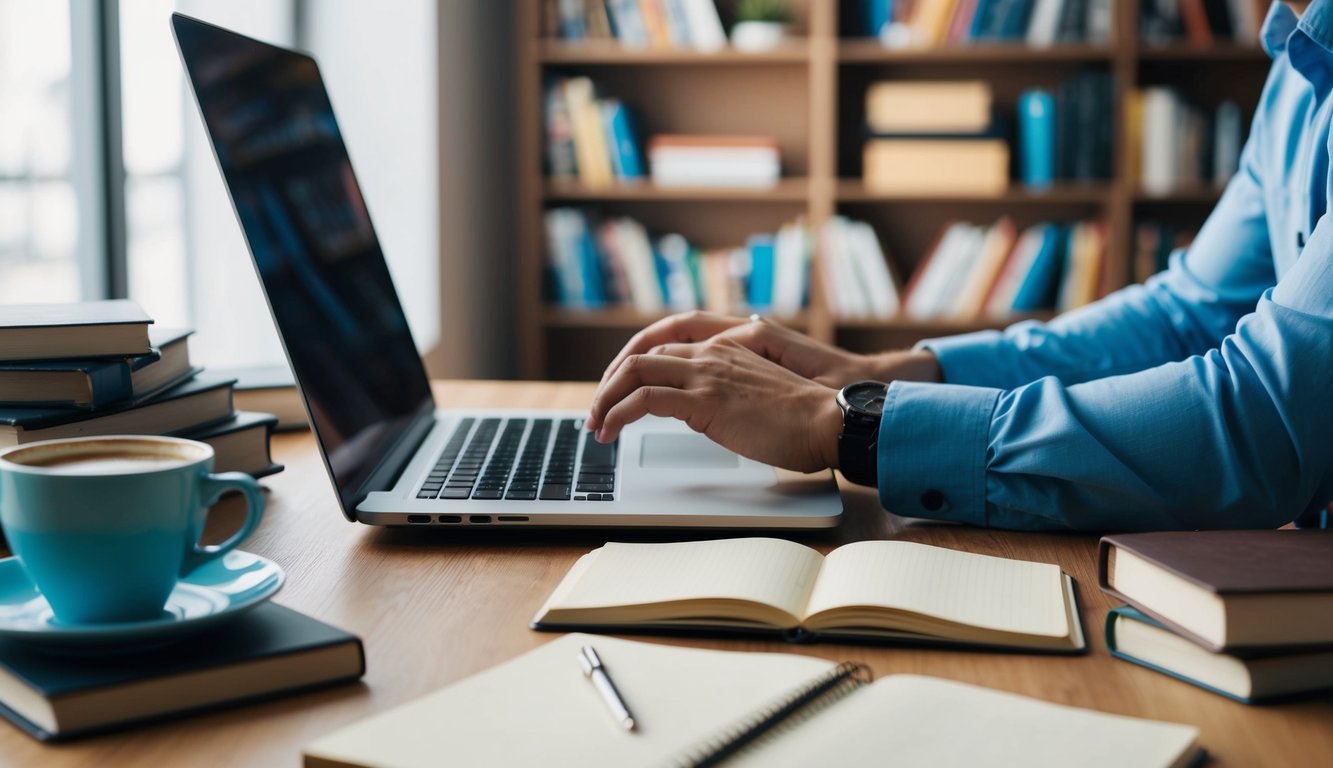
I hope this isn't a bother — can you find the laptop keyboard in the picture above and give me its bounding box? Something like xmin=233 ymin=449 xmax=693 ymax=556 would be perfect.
xmin=415 ymin=418 xmax=619 ymax=502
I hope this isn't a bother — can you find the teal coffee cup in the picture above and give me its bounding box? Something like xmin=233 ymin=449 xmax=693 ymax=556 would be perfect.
xmin=0 ymin=435 xmax=264 ymax=624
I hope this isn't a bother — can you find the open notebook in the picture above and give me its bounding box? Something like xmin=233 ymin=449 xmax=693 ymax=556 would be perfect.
xmin=532 ymin=538 xmax=1085 ymax=652
xmin=303 ymin=634 xmax=1201 ymax=768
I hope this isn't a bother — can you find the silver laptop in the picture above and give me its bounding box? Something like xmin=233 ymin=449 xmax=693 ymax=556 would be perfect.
xmin=172 ymin=14 xmax=841 ymax=528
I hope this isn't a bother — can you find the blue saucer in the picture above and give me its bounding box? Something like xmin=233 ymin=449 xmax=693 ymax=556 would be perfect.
xmin=0 ymin=550 xmax=284 ymax=649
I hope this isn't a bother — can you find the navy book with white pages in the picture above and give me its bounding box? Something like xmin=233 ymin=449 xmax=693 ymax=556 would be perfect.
xmin=0 ymin=328 xmax=196 ymax=410
xmin=0 ymin=602 xmax=364 ymax=741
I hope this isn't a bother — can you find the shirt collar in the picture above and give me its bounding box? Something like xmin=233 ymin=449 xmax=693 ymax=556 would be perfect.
xmin=1263 ymin=0 xmax=1333 ymax=57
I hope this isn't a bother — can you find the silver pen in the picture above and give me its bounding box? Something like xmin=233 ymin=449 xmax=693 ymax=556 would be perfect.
xmin=578 ymin=644 xmax=637 ymax=732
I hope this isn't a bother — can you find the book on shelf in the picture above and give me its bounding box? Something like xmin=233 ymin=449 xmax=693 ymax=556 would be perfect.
xmin=1018 ymin=88 xmax=1055 ymax=188
xmin=1141 ymin=0 xmax=1266 ymax=46
xmin=902 ymin=217 xmax=1102 ymax=320
xmin=0 ymin=327 xmax=195 ymax=410
xmin=853 ymin=0 xmax=1112 ymax=47
xmin=819 ymin=216 xmax=902 ymax=320
xmin=544 ymin=76 xmax=646 ymax=186
xmin=865 ymin=80 xmax=991 ymax=134
xmin=646 ymin=134 xmax=782 ymax=188
xmin=1134 ymin=221 xmax=1197 ymax=282
xmin=545 ymin=209 xmax=812 ymax=318
xmin=182 ymin=411 xmax=284 ymax=478
xmin=531 ymin=538 xmax=1086 ymax=653
xmin=0 ymin=300 xmax=152 ymax=363
xmin=0 ymin=373 xmax=237 ymax=449
xmin=549 ymin=0 xmax=725 ymax=51
xmin=1107 ymin=605 xmax=1333 ymax=704
xmin=304 ymin=633 xmax=1202 ymax=768
xmin=863 ymin=131 xmax=1009 ymax=195
xmin=1136 ymin=89 xmax=1244 ymax=195
xmin=1099 ymin=530 xmax=1333 ymax=653
xmin=0 ymin=602 xmax=364 ymax=742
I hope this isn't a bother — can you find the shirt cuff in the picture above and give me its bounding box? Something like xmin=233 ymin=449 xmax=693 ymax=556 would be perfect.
xmin=878 ymin=381 xmax=1001 ymax=526
xmin=915 ymin=329 xmax=1011 ymax=386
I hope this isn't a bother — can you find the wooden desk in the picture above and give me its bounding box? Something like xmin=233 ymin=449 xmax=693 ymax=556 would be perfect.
xmin=8 ymin=381 xmax=1331 ymax=766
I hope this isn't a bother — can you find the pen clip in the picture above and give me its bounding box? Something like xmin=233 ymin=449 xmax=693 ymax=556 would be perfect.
xmin=578 ymin=645 xmax=599 ymax=676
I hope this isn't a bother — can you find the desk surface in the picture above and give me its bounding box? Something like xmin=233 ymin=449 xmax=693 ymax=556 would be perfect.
xmin=6 ymin=381 xmax=1331 ymax=767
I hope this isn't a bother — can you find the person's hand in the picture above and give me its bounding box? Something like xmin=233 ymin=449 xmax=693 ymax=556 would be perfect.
xmin=588 ymin=337 xmax=843 ymax=473
xmin=597 ymin=311 xmax=886 ymax=391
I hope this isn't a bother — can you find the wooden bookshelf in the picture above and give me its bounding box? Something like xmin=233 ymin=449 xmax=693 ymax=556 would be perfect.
xmin=515 ymin=0 xmax=1271 ymax=380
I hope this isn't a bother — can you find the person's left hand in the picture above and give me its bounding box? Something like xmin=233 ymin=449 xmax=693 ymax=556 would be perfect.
xmin=589 ymin=337 xmax=843 ymax=473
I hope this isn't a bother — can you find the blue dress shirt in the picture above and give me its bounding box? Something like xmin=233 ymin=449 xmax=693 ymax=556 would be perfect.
xmin=879 ymin=1 xmax=1333 ymax=531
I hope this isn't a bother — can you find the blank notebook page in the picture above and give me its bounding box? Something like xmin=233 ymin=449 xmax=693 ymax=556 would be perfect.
xmin=546 ymin=538 xmax=825 ymax=622
xmin=731 ymin=675 xmax=1199 ymax=768
xmin=803 ymin=540 xmax=1069 ymax=637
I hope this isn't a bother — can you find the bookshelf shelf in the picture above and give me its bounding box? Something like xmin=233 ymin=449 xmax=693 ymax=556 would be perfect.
xmin=1133 ymin=186 xmax=1226 ymax=205
xmin=835 ymin=181 xmax=1113 ymax=205
xmin=545 ymin=178 xmax=811 ymax=202
xmin=518 ymin=1 xmax=1272 ymax=378
xmin=837 ymin=41 xmax=1115 ymax=64
xmin=538 ymin=40 xmax=811 ymax=65
xmin=1135 ymin=44 xmax=1267 ymax=62
xmin=544 ymin=307 xmax=810 ymax=330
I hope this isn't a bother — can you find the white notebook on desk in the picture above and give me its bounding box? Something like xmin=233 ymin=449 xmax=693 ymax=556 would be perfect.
xmin=303 ymin=634 xmax=1201 ymax=768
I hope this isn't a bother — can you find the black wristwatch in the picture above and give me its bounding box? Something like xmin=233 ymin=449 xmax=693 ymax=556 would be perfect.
xmin=836 ymin=380 xmax=888 ymax=487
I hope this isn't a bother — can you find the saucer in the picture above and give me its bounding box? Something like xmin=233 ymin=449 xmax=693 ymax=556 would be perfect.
xmin=0 ymin=550 xmax=284 ymax=649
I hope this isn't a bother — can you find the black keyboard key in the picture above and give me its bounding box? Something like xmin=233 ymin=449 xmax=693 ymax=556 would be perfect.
xmin=577 ymin=474 xmax=614 ymax=484
xmin=576 ymin=483 xmax=614 ymax=493
xmin=597 ymin=494 xmax=614 ymax=501
xmin=540 ymin=484 xmax=571 ymax=500
xmin=505 ymin=491 xmax=537 ymax=500
xmin=438 ymin=488 xmax=471 ymax=499
xmin=471 ymin=489 xmax=503 ymax=500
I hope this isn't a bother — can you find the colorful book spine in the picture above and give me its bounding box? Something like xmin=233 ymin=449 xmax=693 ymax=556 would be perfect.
xmin=1019 ymin=88 xmax=1055 ymax=189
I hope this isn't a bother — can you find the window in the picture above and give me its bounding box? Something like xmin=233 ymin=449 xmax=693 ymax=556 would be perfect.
xmin=0 ymin=0 xmax=438 ymax=370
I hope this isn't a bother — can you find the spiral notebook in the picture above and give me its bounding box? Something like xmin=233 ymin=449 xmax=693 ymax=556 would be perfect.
xmin=303 ymin=634 xmax=1202 ymax=768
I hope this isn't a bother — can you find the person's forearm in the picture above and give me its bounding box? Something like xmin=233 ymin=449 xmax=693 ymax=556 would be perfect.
xmin=876 ymin=221 xmax=1333 ymax=531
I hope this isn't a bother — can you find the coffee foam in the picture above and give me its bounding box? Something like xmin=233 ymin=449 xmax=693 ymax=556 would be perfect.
xmin=1 ymin=437 xmax=209 ymax=475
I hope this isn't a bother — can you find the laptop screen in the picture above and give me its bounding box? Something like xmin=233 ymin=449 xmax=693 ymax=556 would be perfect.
xmin=173 ymin=14 xmax=434 ymax=514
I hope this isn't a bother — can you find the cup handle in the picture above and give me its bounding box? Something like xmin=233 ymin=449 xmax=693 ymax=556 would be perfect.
xmin=182 ymin=471 xmax=265 ymax=576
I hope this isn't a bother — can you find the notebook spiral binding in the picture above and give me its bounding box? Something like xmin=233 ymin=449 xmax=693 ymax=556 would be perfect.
xmin=668 ymin=661 xmax=874 ymax=768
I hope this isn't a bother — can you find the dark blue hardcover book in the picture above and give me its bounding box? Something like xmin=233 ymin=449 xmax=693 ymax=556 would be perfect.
xmin=1011 ymin=224 xmax=1065 ymax=311
xmin=0 ymin=602 xmax=364 ymax=741
xmin=1106 ymin=606 xmax=1333 ymax=705
xmin=182 ymin=410 xmax=285 ymax=478
xmin=0 ymin=373 xmax=234 ymax=447
xmin=577 ymin=223 xmax=608 ymax=308
xmin=862 ymin=0 xmax=894 ymax=36
xmin=0 ymin=328 xmax=193 ymax=410
xmin=0 ymin=299 xmax=152 ymax=363
xmin=974 ymin=0 xmax=1032 ymax=40
xmin=968 ymin=0 xmax=996 ymax=40
xmin=747 ymin=235 xmax=776 ymax=312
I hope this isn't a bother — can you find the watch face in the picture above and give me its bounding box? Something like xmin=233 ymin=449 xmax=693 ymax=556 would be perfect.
xmin=844 ymin=381 xmax=888 ymax=416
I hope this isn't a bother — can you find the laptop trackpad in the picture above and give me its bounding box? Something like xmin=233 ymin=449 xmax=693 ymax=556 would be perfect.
xmin=639 ymin=434 xmax=740 ymax=469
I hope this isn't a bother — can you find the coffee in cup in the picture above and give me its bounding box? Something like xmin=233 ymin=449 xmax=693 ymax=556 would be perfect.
xmin=0 ymin=435 xmax=265 ymax=624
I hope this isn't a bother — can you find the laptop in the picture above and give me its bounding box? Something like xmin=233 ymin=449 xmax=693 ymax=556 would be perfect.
xmin=172 ymin=14 xmax=841 ymax=529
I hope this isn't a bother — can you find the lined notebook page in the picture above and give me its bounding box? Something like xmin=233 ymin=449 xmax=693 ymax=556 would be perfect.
xmin=546 ymin=538 xmax=825 ymax=624
xmin=304 ymin=634 xmax=834 ymax=768
xmin=803 ymin=540 xmax=1068 ymax=637
xmin=731 ymin=675 xmax=1199 ymax=768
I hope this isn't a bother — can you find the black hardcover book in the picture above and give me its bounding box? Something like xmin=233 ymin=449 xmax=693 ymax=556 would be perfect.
xmin=183 ymin=410 xmax=285 ymax=478
xmin=0 ymin=300 xmax=153 ymax=362
xmin=0 ymin=373 xmax=234 ymax=448
xmin=0 ymin=328 xmax=195 ymax=410
xmin=0 ymin=602 xmax=365 ymax=741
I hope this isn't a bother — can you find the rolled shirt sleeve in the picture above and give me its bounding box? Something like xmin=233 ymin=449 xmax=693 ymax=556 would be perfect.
xmin=879 ymin=215 xmax=1333 ymax=531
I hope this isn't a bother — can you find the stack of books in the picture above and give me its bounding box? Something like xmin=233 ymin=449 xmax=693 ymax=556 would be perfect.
xmin=1129 ymin=89 xmax=1243 ymax=195
xmin=0 ymin=300 xmax=282 ymax=478
xmin=545 ymin=0 xmax=727 ymax=51
xmin=1140 ymin=0 xmax=1267 ymax=46
xmin=647 ymin=134 xmax=781 ymax=188
xmin=854 ymin=0 xmax=1114 ymax=48
xmin=544 ymin=209 xmax=811 ymax=318
xmin=545 ymin=76 xmax=646 ymax=187
xmin=1100 ymin=531 xmax=1333 ymax=704
xmin=902 ymin=217 xmax=1105 ymax=320
xmin=819 ymin=217 xmax=902 ymax=320
xmin=862 ymin=80 xmax=1008 ymax=196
